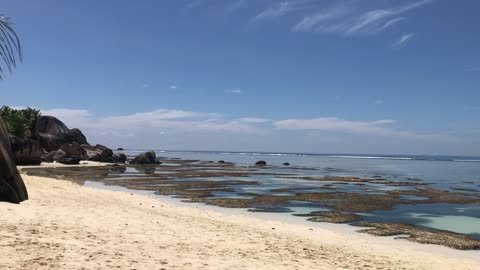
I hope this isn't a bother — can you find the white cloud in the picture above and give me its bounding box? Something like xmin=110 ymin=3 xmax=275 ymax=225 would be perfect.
xmin=34 ymin=107 xmax=461 ymax=153
xmin=239 ymin=117 xmax=271 ymax=123
xmin=225 ymin=88 xmax=243 ymax=94
xmin=292 ymin=0 xmax=433 ymax=36
xmin=170 ymin=85 xmax=178 ymax=89
xmin=274 ymin=117 xmax=452 ymax=142
xmin=382 ymin=17 xmax=406 ymax=30
xmin=251 ymin=2 xmax=292 ymax=24
xmin=39 ymin=108 xmax=262 ymax=135
xmin=375 ymin=100 xmax=385 ymax=104
xmin=250 ymin=1 xmax=311 ymax=25
xmin=275 ymin=117 xmax=396 ymax=133
xmin=392 ymin=33 xmax=415 ymax=47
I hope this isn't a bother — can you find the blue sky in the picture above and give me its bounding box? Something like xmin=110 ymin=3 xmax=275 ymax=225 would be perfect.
xmin=1 ymin=0 xmax=479 ymax=155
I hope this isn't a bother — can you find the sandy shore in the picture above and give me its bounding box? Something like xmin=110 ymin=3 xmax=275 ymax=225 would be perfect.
xmin=0 ymin=173 xmax=478 ymax=270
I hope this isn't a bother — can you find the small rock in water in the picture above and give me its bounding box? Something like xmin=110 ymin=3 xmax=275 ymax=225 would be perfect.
xmin=283 ymin=162 xmax=290 ymax=166
xmin=218 ymin=160 xmax=225 ymax=163
xmin=255 ymin=160 xmax=267 ymax=166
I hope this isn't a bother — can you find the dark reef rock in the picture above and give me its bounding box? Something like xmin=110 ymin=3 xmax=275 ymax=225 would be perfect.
xmin=255 ymin=160 xmax=267 ymax=166
xmin=218 ymin=160 xmax=225 ymax=164
xmin=117 ymin=147 xmax=124 ymax=151
xmin=295 ymin=211 xmax=361 ymax=223
xmin=112 ymin=153 xmax=127 ymax=163
xmin=82 ymin=144 xmax=113 ymax=162
xmin=0 ymin=118 xmax=28 ymax=203
xmin=35 ymin=116 xmax=89 ymax=152
xmin=9 ymin=135 xmax=42 ymax=165
xmin=283 ymin=162 xmax=290 ymax=166
xmin=354 ymin=222 xmax=480 ymax=250
xmin=130 ymin=151 xmax=159 ymax=165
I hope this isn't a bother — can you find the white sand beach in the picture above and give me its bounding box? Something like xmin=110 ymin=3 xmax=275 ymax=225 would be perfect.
xmin=0 ymin=172 xmax=479 ymax=270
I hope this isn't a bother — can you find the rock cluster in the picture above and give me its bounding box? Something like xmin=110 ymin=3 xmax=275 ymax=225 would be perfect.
xmin=9 ymin=115 xmax=126 ymax=166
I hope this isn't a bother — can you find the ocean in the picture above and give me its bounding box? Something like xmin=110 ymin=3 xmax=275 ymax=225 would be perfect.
xmin=115 ymin=150 xmax=480 ymax=239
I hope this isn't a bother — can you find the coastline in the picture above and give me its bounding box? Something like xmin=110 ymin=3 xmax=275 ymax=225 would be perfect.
xmin=0 ymin=172 xmax=478 ymax=269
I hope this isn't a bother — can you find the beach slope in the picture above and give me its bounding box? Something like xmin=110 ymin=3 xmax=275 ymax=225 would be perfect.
xmin=0 ymin=174 xmax=478 ymax=269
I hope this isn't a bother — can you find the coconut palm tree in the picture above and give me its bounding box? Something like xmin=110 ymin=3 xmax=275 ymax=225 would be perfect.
xmin=0 ymin=15 xmax=22 ymax=79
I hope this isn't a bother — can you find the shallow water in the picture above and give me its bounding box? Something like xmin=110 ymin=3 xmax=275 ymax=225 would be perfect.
xmin=24 ymin=150 xmax=480 ymax=243
xmin=135 ymin=150 xmax=480 ymax=238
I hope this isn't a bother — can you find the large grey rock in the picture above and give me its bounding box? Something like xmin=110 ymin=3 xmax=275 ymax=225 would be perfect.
xmin=35 ymin=116 xmax=89 ymax=152
xmin=9 ymin=135 xmax=42 ymax=165
xmin=112 ymin=153 xmax=127 ymax=163
xmin=42 ymin=149 xmax=81 ymax=165
xmin=70 ymin=128 xmax=88 ymax=145
xmin=130 ymin=151 xmax=159 ymax=165
xmin=82 ymin=144 xmax=113 ymax=162
xmin=0 ymin=118 xmax=28 ymax=203
xmin=35 ymin=116 xmax=72 ymax=152
xmin=60 ymin=142 xmax=86 ymax=159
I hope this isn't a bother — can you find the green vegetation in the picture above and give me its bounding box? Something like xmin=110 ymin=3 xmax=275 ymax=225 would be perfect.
xmin=1 ymin=16 xmax=26 ymax=136
xmin=0 ymin=106 xmax=41 ymax=138
xmin=0 ymin=15 xmax=22 ymax=79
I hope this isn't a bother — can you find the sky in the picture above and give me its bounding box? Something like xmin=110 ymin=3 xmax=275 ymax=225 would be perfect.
xmin=1 ymin=0 xmax=479 ymax=155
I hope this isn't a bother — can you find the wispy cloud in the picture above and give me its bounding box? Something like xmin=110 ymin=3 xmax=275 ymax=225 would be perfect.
xmin=225 ymin=88 xmax=243 ymax=94
xmin=250 ymin=2 xmax=294 ymax=25
xmin=227 ymin=0 xmax=247 ymax=14
xmin=292 ymin=0 xmax=432 ymax=36
xmin=239 ymin=117 xmax=271 ymax=123
xmin=274 ymin=117 xmax=452 ymax=141
xmin=382 ymin=17 xmax=407 ymax=30
xmin=170 ymin=85 xmax=178 ymax=90
xmin=375 ymin=100 xmax=385 ymax=105
xmin=275 ymin=117 xmax=396 ymax=133
xmin=392 ymin=33 xmax=415 ymax=47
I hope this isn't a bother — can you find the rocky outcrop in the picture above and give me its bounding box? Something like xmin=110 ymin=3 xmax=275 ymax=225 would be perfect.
xmin=9 ymin=135 xmax=42 ymax=165
xmin=130 ymin=151 xmax=159 ymax=165
xmin=255 ymin=160 xmax=267 ymax=166
xmin=36 ymin=116 xmax=73 ymax=151
xmin=283 ymin=162 xmax=290 ymax=166
xmin=112 ymin=153 xmax=127 ymax=163
xmin=60 ymin=142 xmax=86 ymax=159
xmin=70 ymin=128 xmax=88 ymax=145
xmin=36 ymin=116 xmax=89 ymax=152
xmin=41 ymin=149 xmax=81 ymax=165
xmin=82 ymin=144 xmax=113 ymax=162
xmin=0 ymin=118 xmax=28 ymax=203
xmin=117 ymin=147 xmax=124 ymax=151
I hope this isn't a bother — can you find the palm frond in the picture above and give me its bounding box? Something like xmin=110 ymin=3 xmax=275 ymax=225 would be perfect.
xmin=0 ymin=15 xmax=22 ymax=80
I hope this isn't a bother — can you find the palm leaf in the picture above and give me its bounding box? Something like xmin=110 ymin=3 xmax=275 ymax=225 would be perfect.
xmin=0 ymin=15 xmax=22 ymax=80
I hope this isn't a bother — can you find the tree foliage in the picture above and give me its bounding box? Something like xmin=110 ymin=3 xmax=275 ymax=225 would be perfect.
xmin=0 ymin=15 xmax=22 ymax=79
xmin=0 ymin=106 xmax=41 ymax=138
